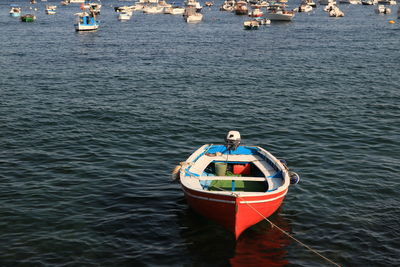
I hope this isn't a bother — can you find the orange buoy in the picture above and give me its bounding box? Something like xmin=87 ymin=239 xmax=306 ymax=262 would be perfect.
xmin=389 ymin=20 xmax=395 ymax=24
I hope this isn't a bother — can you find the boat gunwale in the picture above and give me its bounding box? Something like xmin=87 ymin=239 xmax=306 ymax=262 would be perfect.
xmin=180 ymin=144 xmax=290 ymax=197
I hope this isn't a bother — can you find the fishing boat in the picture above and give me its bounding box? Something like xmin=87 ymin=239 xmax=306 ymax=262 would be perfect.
xmin=74 ymin=8 xmax=99 ymax=31
xmin=265 ymin=4 xmax=295 ymax=21
xmin=234 ymin=1 xmax=248 ymax=15
xmin=143 ymin=5 xmax=165 ymax=14
xmin=220 ymin=0 xmax=235 ymax=11
xmin=118 ymin=11 xmax=133 ymax=20
xmin=361 ymin=0 xmax=377 ymax=4
xmin=164 ymin=6 xmax=185 ymax=14
xmin=329 ymin=6 xmax=344 ymax=16
xmin=184 ymin=6 xmax=203 ymax=23
xmin=185 ymin=0 xmax=203 ymax=12
xmin=305 ymin=0 xmax=317 ymax=7
xmin=60 ymin=0 xmax=70 ymax=6
xmin=296 ymin=1 xmax=313 ymax=12
xmin=174 ymin=131 xmax=300 ymax=239
xmin=248 ymin=6 xmax=264 ymax=17
xmin=21 ymin=14 xmax=36 ymax=22
xmin=45 ymin=5 xmax=57 ymax=15
xmin=375 ymin=4 xmax=391 ymax=13
xmin=9 ymin=5 xmax=21 ymax=17
xmin=84 ymin=2 xmax=102 ymax=14
xmin=244 ymin=20 xmax=260 ymax=29
xmin=185 ymin=12 xmax=203 ymax=23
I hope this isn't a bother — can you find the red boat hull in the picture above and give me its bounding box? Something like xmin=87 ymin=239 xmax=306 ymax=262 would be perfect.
xmin=182 ymin=185 xmax=287 ymax=239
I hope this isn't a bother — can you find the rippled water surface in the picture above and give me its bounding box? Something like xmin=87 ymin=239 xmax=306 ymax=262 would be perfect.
xmin=1 ymin=0 xmax=399 ymax=266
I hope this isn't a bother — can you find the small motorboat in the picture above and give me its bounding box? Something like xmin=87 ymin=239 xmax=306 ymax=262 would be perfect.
xmin=244 ymin=20 xmax=260 ymax=29
xmin=174 ymin=131 xmax=300 ymax=239
xmin=184 ymin=6 xmax=203 ymax=23
xmin=21 ymin=14 xmax=36 ymax=22
xmin=265 ymin=4 xmax=295 ymax=21
xmin=255 ymin=17 xmax=271 ymax=25
xmin=248 ymin=6 xmax=264 ymax=17
xmin=329 ymin=6 xmax=344 ymax=16
xmin=296 ymin=1 xmax=313 ymax=12
xmin=185 ymin=12 xmax=203 ymax=23
xmin=305 ymin=0 xmax=317 ymax=6
xmin=9 ymin=5 xmax=21 ymax=17
xmin=74 ymin=7 xmax=99 ymax=31
xmin=205 ymin=1 xmax=214 ymax=7
xmin=45 ymin=5 xmax=57 ymax=15
xmin=361 ymin=0 xmax=378 ymax=4
xmin=185 ymin=0 xmax=203 ymax=12
xmin=143 ymin=5 xmax=165 ymax=14
xmin=118 ymin=11 xmax=133 ymax=20
xmin=375 ymin=4 xmax=391 ymax=13
xmin=234 ymin=1 xmax=248 ymax=15
xmin=164 ymin=6 xmax=185 ymax=15
xmin=220 ymin=0 xmax=235 ymax=11
xmin=114 ymin=5 xmax=135 ymax=13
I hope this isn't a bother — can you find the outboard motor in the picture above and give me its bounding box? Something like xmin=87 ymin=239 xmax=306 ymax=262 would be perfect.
xmin=225 ymin=131 xmax=241 ymax=151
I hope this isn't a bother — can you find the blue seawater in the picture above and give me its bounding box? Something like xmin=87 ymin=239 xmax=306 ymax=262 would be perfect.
xmin=1 ymin=0 xmax=399 ymax=266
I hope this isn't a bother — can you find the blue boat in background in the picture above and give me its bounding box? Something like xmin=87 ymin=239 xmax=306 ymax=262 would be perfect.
xmin=74 ymin=6 xmax=99 ymax=31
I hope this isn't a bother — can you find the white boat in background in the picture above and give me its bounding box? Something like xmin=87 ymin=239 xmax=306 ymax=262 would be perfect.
xmin=305 ymin=0 xmax=317 ymax=6
xmin=296 ymin=1 xmax=313 ymax=12
xmin=184 ymin=6 xmax=203 ymax=23
xmin=220 ymin=0 xmax=235 ymax=11
xmin=143 ymin=5 xmax=165 ymax=13
xmin=164 ymin=6 xmax=185 ymax=14
xmin=114 ymin=5 xmax=136 ymax=12
xmin=9 ymin=5 xmax=21 ymax=17
xmin=329 ymin=6 xmax=344 ymax=16
xmin=185 ymin=0 xmax=203 ymax=12
xmin=69 ymin=0 xmax=85 ymax=3
xmin=361 ymin=0 xmax=378 ymax=5
xmin=375 ymin=4 xmax=391 ymax=13
xmin=243 ymin=20 xmax=260 ymax=30
xmin=118 ymin=11 xmax=133 ymax=20
xmin=248 ymin=6 xmax=264 ymax=17
xmin=265 ymin=4 xmax=295 ymax=21
xmin=159 ymin=0 xmax=172 ymax=8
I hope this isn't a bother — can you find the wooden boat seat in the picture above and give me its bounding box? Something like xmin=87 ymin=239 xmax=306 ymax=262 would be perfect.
xmin=189 ymin=154 xmax=276 ymax=177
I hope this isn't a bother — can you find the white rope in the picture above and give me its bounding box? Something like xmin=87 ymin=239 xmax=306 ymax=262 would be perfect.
xmin=186 ymin=165 xmax=341 ymax=266
xmin=239 ymin=194 xmax=341 ymax=267
xmin=225 ymin=188 xmax=341 ymax=266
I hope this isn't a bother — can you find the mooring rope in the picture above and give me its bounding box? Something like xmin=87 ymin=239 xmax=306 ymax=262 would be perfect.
xmin=238 ymin=196 xmax=341 ymax=267
xmin=184 ymin=167 xmax=341 ymax=266
xmin=209 ymin=182 xmax=341 ymax=266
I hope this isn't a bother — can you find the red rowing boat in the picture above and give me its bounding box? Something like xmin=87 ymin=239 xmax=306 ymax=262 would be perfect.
xmin=175 ymin=131 xmax=299 ymax=239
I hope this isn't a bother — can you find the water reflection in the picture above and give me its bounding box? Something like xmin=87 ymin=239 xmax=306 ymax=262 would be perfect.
xmin=178 ymin=206 xmax=291 ymax=266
